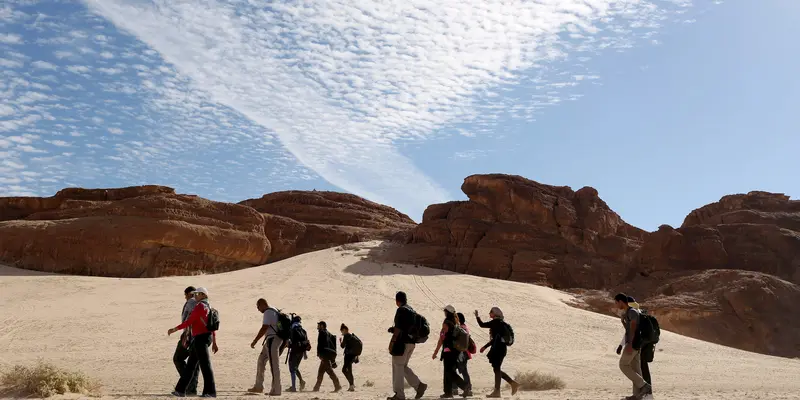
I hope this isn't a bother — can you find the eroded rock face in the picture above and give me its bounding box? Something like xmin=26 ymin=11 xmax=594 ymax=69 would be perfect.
xmin=385 ymin=175 xmax=800 ymax=357
xmin=0 ymin=187 xmax=270 ymax=277
xmin=241 ymin=191 xmax=416 ymax=261
xmin=390 ymin=174 xmax=646 ymax=289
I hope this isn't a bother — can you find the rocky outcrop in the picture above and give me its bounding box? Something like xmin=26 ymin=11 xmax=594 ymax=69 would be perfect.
xmin=0 ymin=186 xmax=269 ymax=277
xmin=388 ymin=174 xmax=646 ymax=289
xmin=0 ymin=187 xmax=416 ymax=276
xmin=241 ymin=191 xmax=416 ymax=261
xmin=384 ymin=175 xmax=800 ymax=357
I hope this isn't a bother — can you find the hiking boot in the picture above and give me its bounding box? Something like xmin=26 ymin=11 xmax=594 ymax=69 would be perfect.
xmin=267 ymin=392 xmax=281 ymax=397
xmin=248 ymin=387 xmax=264 ymax=394
xmin=439 ymin=394 xmax=454 ymax=399
xmin=171 ymin=391 xmax=185 ymax=397
xmin=312 ymin=387 xmax=320 ymax=393
xmin=299 ymin=381 xmax=306 ymax=391
xmin=486 ymin=391 xmax=501 ymax=398
xmin=510 ymin=381 xmax=520 ymax=396
xmin=186 ymin=392 xmax=198 ymax=397
xmin=348 ymin=385 xmax=356 ymax=392
xmin=461 ymin=390 xmax=473 ymax=398
xmin=415 ymin=383 xmax=428 ymax=399
xmin=637 ymin=383 xmax=653 ymax=398
xmin=333 ymin=386 xmax=342 ymax=393
xmin=200 ymin=395 xmax=216 ymax=398
xmin=387 ymin=395 xmax=404 ymax=400
xmin=285 ymin=387 xmax=297 ymax=393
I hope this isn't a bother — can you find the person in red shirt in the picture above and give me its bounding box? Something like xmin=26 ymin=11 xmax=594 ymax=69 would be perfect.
xmin=168 ymin=287 xmax=219 ymax=397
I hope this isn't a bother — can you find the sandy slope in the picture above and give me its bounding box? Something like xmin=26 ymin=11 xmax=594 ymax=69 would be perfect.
xmin=1 ymin=241 xmax=798 ymax=400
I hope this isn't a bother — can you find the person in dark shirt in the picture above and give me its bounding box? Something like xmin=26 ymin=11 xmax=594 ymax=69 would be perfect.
xmin=387 ymin=291 xmax=427 ymax=400
xmin=286 ymin=315 xmax=309 ymax=392
xmin=614 ymin=293 xmax=652 ymax=400
xmin=451 ymin=312 xmax=473 ymax=396
xmin=339 ymin=323 xmax=359 ymax=392
xmin=313 ymin=321 xmax=341 ymax=393
xmin=432 ymin=305 xmax=468 ymax=398
xmin=474 ymin=307 xmax=519 ymax=398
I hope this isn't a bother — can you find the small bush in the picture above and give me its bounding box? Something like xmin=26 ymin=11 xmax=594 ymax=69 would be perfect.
xmin=509 ymin=371 xmax=566 ymax=391
xmin=0 ymin=362 xmax=101 ymax=398
xmin=363 ymin=380 xmax=375 ymax=387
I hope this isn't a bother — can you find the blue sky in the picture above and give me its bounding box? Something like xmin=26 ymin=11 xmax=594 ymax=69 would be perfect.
xmin=1 ymin=0 xmax=797 ymax=231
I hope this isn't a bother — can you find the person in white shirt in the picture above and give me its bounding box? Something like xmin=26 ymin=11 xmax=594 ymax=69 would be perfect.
xmin=249 ymin=298 xmax=284 ymax=396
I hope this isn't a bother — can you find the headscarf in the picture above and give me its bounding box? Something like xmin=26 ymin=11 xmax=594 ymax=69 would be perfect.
xmin=490 ymin=306 xmax=504 ymax=319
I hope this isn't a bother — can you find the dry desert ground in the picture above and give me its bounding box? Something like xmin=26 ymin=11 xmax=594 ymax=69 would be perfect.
xmin=1 ymin=242 xmax=799 ymax=400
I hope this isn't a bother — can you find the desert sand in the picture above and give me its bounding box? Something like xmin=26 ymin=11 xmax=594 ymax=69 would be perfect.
xmin=1 ymin=241 xmax=799 ymax=400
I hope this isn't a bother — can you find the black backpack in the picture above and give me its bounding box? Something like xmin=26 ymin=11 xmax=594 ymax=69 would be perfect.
xmin=290 ymin=325 xmax=311 ymax=352
xmin=323 ymin=332 xmax=338 ymax=359
xmin=206 ymin=306 xmax=220 ymax=332
xmin=404 ymin=306 xmax=430 ymax=344
xmin=348 ymin=334 xmax=363 ymax=356
xmin=274 ymin=309 xmax=292 ymax=341
xmin=638 ymin=310 xmax=660 ymax=345
xmin=501 ymin=321 xmax=514 ymax=346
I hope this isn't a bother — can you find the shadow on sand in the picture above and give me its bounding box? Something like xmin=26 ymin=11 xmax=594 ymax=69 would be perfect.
xmin=0 ymin=265 xmax=55 ymax=277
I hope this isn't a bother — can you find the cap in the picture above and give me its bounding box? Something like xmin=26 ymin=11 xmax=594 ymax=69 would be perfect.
xmin=444 ymin=305 xmax=456 ymax=314
xmin=193 ymin=287 xmax=209 ymax=296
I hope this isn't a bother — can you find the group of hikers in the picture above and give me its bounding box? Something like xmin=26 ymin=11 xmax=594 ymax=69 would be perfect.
xmin=167 ymin=287 xmax=658 ymax=400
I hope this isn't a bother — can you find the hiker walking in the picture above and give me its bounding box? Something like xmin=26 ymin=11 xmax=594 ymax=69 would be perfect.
xmin=614 ymin=293 xmax=653 ymax=400
xmin=248 ymin=299 xmax=283 ymax=396
xmin=432 ymin=305 xmax=469 ymax=398
xmin=313 ymin=321 xmax=342 ymax=392
xmin=616 ymin=296 xmax=656 ymax=391
xmin=340 ymin=323 xmax=363 ymax=392
xmin=387 ymin=291 xmax=428 ymax=400
xmin=172 ymin=286 xmax=200 ymax=396
xmin=451 ymin=312 xmax=474 ymax=396
xmin=167 ymin=287 xmax=218 ymax=398
xmin=474 ymin=307 xmax=519 ymax=398
xmin=286 ymin=315 xmax=310 ymax=392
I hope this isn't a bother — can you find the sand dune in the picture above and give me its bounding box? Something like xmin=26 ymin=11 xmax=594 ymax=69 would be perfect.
xmin=1 ymin=241 xmax=799 ymax=400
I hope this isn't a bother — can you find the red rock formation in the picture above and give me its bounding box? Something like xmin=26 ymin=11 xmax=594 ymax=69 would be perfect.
xmin=241 ymin=191 xmax=416 ymax=261
xmin=389 ymin=174 xmax=646 ymax=288
xmin=0 ymin=186 xmax=270 ymax=277
xmin=385 ymin=175 xmax=800 ymax=357
xmin=0 ymin=187 xmax=416 ymax=276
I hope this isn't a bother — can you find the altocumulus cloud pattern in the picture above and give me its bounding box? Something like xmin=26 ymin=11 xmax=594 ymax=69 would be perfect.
xmin=2 ymin=0 xmax=705 ymax=217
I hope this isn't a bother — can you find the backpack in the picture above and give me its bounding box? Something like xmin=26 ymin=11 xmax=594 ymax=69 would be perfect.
xmin=274 ymin=309 xmax=292 ymax=341
xmin=468 ymin=337 xmax=477 ymax=354
xmin=326 ymin=332 xmax=338 ymax=356
xmin=206 ymin=306 xmax=220 ymax=332
xmin=404 ymin=306 xmax=430 ymax=344
xmin=452 ymin=325 xmax=470 ymax=352
xmin=501 ymin=321 xmax=514 ymax=346
xmin=348 ymin=334 xmax=363 ymax=356
xmin=290 ymin=325 xmax=311 ymax=352
xmin=638 ymin=310 xmax=660 ymax=345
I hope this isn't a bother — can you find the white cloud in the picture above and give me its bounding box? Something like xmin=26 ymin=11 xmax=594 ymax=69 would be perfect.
xmin=66 ymin=65 xmax=91 ymax=73
xmin=97 ymin=67 xmax=123 ymax=74
xmin=54 ymin=50 xmax=74 ymax=59
xmin=85 ymin=0 xmax=690 ymax=216
xmin=17 ymin=145 xmax=47 ymax=153
xmin=100 ymin=51 xmax=114 ymax=59
xmin=107 ymin=127 xmax=124 ymax=134
xmin=0 ymin=58 xmax=24 ymax=68
xmin=31 ymin=60 xmax=58 ymax=69
xmin=2 ymin=160 xmax=25 ymax=169
xmin=46 ymin=140 xmax=72 ymax=147
xmin=0 ymin=33 xmax=23 ymax=44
